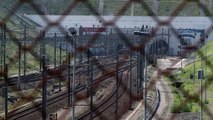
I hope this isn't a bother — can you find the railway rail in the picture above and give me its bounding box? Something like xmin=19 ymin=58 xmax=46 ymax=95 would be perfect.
xmin=1 ymin=58 xmax=134 ymax=120
xmin=77 ymin=62 xmax=137 ymax=119
xmin=0 ymin=57 xmax=120 ymax=88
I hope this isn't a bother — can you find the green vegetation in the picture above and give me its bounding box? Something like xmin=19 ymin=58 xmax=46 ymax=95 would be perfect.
xmin=1 ymin=0 xmax=212 ymax=16
xmin=2 ymin=41 xmax=67 ymax=76
xmin=168 ymin=40 xmax=213 ymax=117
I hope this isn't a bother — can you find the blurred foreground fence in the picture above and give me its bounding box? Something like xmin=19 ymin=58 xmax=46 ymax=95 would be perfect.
xmin=0 ymin=0 xmax=213 ymax=120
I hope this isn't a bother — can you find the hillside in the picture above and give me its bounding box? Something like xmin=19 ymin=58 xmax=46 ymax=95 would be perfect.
xmin=1 ymin=0 xmax=212 ymax=16
xmin=169 ymin=40 xmax=213 ymax=119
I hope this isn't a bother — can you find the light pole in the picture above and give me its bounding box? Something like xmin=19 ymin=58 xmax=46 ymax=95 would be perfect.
xmin=89 ymin=54 xmax=94 ymax=120
xmin=129 ymin=50 xmax=132 ymax=110
xmin=144 ymin=42 xmax=148 ymax=120
xmin=42 ymin=56 xmax=47 ymax=120
xmin=133 ymin=27 xmax=150 ymax=120
xmin=68 ymin=27 xmax=77 ymax=120
xmin=68 ymin=49 xmax=71 ymax=107
xmin=115 ymin=46 xmax=119 ymax=119
xmin=4 ymin=64 xmax=8 ymax=120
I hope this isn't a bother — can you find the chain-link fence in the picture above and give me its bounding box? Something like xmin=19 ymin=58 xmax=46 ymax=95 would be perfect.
xmin=1 ymin=0 xmax=213 ymax=120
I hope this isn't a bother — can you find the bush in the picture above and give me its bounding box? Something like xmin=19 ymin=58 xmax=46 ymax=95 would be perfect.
xmin=170 ymin=94 xmax=182 ymax=113
xmin=191 ymin=103 xmax=200 ymax=112
xmin=181 ymin=103 xmax=192 ymax=112
xmin=171 ymin=102 xmax=181 ymax=113
xmin=170 ymin=94 xmax=196 ymax=113
xmin=171 ymin=87 xmax=179 ymax=94
xmin=204 ymin=99 xmax=209 ymax=104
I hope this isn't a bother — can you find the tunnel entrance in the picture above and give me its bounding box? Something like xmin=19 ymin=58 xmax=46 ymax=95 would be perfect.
xmin=149 ymin=39 xmax=169 ymax=56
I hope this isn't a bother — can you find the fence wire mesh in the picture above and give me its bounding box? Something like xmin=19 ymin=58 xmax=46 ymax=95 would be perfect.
xmin=0 ymin=0 xmax=213 ymax=120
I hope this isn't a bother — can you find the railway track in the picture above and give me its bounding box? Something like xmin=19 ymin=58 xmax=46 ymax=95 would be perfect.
xmin=77 ymin=62 xmax=137 ymax=120
xmin=6 ymin=85 xmax=85 ymax=120
xmin=1 ymin=58 xmax=133 ymax=120
xmin=0 ymin=58 xmax=119 ymax=88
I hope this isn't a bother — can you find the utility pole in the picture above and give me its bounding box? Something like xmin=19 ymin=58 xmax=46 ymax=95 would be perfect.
xmin=71 ymin=30 xmax=77 ymax=120
xmin=3 ymin=24 xmax=6 ymax=72
xmin=18 ymin=43 xmax=21 ymax=90
xmin=0 ymin=40 xmax=2 ymax=72
xmin=0 ymin=24 xmax=6 ymax=71
xmin=115 ymin=50 xmax=119 ymax=119
xmin=129 ymin=50 xmax=132 ymax=110
xmin=152 ymin=0 xmax=159 ymax=15
xmin=42 ymin=56 xmax=47 ymax=120
xmin=68 ymin=51 xmax=71 ymax=107
xmin=200 ymin=0 xmax=206 ymax=16
xmin=137 ymin=52 xmax=140 ymax=100
xmin=39 ymin=32 xmax=42 ymax=72
xmin=59 ymin=42 xmax=62 ymax=65
xmin=144 ymin=42 xmax=150 ymax=120
xmin=4 ymin=64 xmax=8 ymax=120
xmin=89 ymin=54 xmax=94 ymax=120
xmin=54 ymin=33 xmax=57 ymax=68
xmin=87 ymin=50 xmax=90 ymax=97
xmin=23 ymin=25 xmax=27 ymax=76
xmin=139 ymin=45 xmax=144 ymax=99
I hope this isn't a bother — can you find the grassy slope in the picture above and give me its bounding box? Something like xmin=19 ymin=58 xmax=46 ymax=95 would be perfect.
xmin=5 ymin=42 xmax=67 ymax=76
xmin=2 ymin=0 xmax=212 ymax=15
xmin=170 ymin=40 xmax=213 ymax=119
